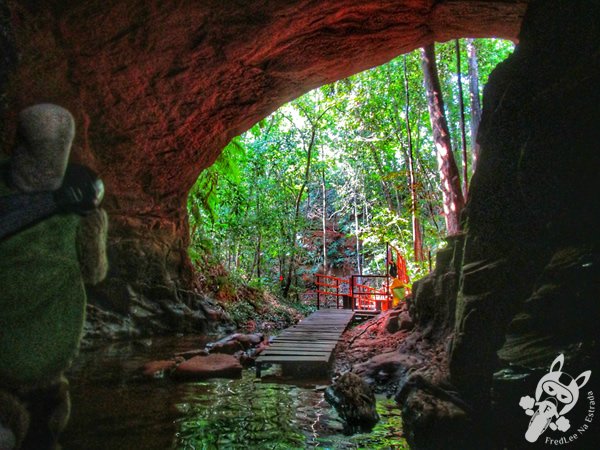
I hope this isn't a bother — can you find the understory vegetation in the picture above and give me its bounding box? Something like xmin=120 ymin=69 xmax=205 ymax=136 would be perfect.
xmin=188 ymin=39 xmax=513 ymax=315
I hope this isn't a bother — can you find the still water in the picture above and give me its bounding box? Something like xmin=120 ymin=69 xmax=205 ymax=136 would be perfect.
xmin=62 ymin=336 xmax=408 ymax=449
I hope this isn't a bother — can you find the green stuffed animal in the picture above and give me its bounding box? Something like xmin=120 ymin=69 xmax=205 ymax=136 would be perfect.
xmin=0 ymin=104 xmax=108 ymax=450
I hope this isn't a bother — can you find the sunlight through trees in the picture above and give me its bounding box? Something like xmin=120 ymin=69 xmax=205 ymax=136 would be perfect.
xmin=187 ymin=38 xmax=514 ymax=299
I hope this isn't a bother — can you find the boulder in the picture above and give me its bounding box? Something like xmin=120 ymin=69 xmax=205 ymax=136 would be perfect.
xmin=384 ymin=310 xmax=401 ymax=333
xmin=325 ymin=372 xmax=379 ymax=434
xmin=398 ymin=311 xmax=414 ymax=331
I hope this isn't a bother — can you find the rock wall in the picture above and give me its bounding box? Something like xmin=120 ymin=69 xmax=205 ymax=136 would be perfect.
xmin=0 ymin=0 xmax=16 ymax=115
xmin=399 ymin=1 xmax=600 ymax=448
xmin=2 ymin=0 xmax=527 ymax=332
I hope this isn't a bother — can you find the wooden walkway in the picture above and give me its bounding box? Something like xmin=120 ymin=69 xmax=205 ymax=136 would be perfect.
xmin=256 ymin=309 xmax=354 ymax=378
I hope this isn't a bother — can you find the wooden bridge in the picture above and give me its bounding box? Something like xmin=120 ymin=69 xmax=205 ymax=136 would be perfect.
xmin=256 ymin=246 xmax=410 ymax=378
xmin=255 ymin=309 xmax=354 ymax=378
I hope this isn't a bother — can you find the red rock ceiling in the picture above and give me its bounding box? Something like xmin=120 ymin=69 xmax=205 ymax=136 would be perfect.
xmin=6 ymin=0 xmax=527 ymax=237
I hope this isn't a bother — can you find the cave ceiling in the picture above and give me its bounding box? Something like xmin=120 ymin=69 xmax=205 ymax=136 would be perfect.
xmin=7 ymin=0 xmax=528 ymax=227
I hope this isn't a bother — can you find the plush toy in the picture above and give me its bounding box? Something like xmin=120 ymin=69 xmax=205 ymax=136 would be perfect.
xmin=0 ymin=104 xmax=108 ymax=449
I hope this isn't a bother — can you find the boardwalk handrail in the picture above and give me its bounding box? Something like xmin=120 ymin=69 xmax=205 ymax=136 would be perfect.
xmin=314 ymin=274 xmax=349 ymax=309
xmin=350 ymin=274 xmax=392 ymax=311
xmin=312 ymin=243 xmax=410 ymax=311
xmin=314 ymin=273 xmax=394 ymax=311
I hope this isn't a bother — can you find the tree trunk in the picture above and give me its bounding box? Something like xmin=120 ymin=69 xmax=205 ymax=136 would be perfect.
xmin=455 ymin=39 xmax=469 ymax=200
xmin=282 ymin=106 xmax=333 ymax=297
xmin=466 ymin=38 xmax=482 ymax=173
xmin=255 ymin=190 xmax=262 ymax=280
xmin=403 ymin=55 xmax=425 ymax=261
xmin=283 ymin=123 xmax=317 ymax=298
xmin=353 ymin=186 xmax=362 ymax=276
xmin=321 ymin=168 xmax=327 ymax=273
xmin=367 ymin=143 xmax=395 ymax=213
xmin=421 ymin=44 xmax=465 ymax=235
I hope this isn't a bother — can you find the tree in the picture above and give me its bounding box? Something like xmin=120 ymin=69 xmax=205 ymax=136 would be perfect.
xmin=466 ymin=38 xmax=482 ymax=173
xmin=421 ymin=43 xmax=465 ymax=235
xmin=402 ymin=55 xmax=425 ymax=261
xmin=455 ymin=39 xmax=469 ymax=200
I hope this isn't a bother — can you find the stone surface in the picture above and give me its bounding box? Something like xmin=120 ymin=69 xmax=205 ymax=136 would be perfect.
xmin=174 ymin=354 xmax=243 ymax=380
xmin=398 ymin=377 xmax=473 ymax=450
xmin=409 ymin=233 xmax=464 ymax=338
xmin=2 ymin=0 xmax=527 ymax=333
xmin=383 ymin=309 xmax=401 ymax=333
xmin=451 ymin=0 xmax=600 ymax=404
xmin=325 ymin=372 xmax=379 ymax=434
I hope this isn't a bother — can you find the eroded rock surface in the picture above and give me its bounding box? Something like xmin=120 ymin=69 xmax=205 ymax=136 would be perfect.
xmin=2 ymin=0 xmax=527 ymax=333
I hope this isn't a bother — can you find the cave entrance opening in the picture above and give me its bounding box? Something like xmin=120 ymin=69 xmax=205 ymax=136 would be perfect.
xmin=185 ymin=38 xmax=514 ymax=316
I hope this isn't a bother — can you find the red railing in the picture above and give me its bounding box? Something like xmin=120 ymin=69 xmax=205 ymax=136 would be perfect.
xmin=314 ymin=274 xmax=348 ymax=309
xmin=350 ymin=274 xmax=393 ymax=311
xmin=313 ymin=244 xmax=411 ymax=312
xmin=314 ymin=273 xmax=394 ymax=311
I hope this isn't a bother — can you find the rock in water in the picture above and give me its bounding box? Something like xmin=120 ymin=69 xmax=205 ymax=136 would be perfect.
xmin=325 ymin=372 xmax=379 ymax=434
xmin=174 ymin=354 xmax=242 ymax=380
xmin=141 ymin=360 xmax=178 ymax=378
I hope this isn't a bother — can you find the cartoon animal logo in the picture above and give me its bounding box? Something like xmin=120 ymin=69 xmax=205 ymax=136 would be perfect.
xmin=519 ymin=354 xmax=592 ymax=443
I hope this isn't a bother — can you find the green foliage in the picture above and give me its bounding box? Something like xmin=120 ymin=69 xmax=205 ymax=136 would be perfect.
xmin=187 ymin=39 xmax=512 ymax=299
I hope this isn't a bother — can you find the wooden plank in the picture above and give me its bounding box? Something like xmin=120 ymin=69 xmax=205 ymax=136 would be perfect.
xmin=272 ymin=339 xmax=339 ymax=344
xmin=281 ymin=328 xmax=344 ymax=333
xmin=272 ymin=338 xmax=338 ymax=342
xmin=277 ymin=333 xmax=347 ymax=338
xmin=257 ymin=355 xmax=330 ymax=362
xmin=262 ymin=351 xmax=331 ymax=357
xmin=263 ymin=347 xmax=332 ymax=352
xmin=268 ymin=343 xmax=336 ymax=349
xmin=274 ymin=334 xmax=340 ymax=339
xmin=262 ymin=347 xmax=332 ymax=353
xmin=286 ymin=330 xmax=344 ymax=333
xmin=278 ymin=330 xmax=342 ymax=334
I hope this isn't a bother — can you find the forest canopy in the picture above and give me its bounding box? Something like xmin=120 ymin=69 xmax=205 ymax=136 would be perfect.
xmin=188 ymin=39 xmax=514 ymax=300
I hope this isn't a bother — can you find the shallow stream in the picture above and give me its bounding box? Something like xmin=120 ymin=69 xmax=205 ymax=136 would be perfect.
xmin=62 ymin=336 xmax=408 ymax=449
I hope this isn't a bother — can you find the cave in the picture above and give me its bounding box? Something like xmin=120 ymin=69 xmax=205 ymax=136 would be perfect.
xmin=1 ymin=0 xmax=599 ymax=449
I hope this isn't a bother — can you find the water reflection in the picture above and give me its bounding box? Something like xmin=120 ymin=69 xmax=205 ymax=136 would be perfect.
xmin=62 ymin=337 xmax=408 ymax=449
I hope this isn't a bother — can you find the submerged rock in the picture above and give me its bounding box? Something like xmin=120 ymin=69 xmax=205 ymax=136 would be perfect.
xmin=142 ymin=332 xmax=264 ymax=381
xmin=325 ymin=372 xmax=379 ymax=434
xmin=174 ymin=349 xmax=209 ymax=359
xmin=142 ymin=360 xmax=178 ymax=378
xmin=207 ymin=333 xmax=264 ymax=352
xmin=174 ymin=354 xmax=243 ymax=380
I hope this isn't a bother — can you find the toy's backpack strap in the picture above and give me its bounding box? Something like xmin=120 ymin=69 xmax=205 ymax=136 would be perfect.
xmin=0 ymin=191 xmax=57 ymax=240
xmin=0 ymin=163 xmax=104 ymax=240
